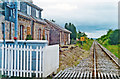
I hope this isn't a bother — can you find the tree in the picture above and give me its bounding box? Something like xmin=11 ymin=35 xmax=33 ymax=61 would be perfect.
xmin=107 ymin=29 xmax=113 ymax=35
xmin=26 ymin=35 xmax=33 ymax=40
xmin=65 ymin=23 xmax=77 ymax=40
xmin=109 ymin=29 xmax=119 ymax=45
xmin=77 ymin=31 xmax=83 ymax=39
xmin=77 ymin=31 xmax=87 ymax=40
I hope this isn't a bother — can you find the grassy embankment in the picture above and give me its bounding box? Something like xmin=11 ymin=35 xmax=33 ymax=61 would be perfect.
xmin=75 ymin=38 xmax=94 ymax=51
xmin=97 ymin=29 xmax=120 ymax=59
xmin=98 ymin=40 xmax=119 ymax=59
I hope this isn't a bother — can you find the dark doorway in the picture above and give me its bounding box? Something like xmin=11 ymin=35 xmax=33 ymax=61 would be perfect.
xmin=20 ymin=25 xmax=24 ymax=40
xmin=39 ymin=29 xmax=41 ymax=40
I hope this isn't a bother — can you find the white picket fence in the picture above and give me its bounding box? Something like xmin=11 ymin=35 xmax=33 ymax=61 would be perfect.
xmin=0 ymin=44 xmax=59 ymax=78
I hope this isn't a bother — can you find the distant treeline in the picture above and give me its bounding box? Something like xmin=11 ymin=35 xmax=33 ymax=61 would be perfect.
xmin=97 ymin=29 xmax=120 ymax=45
xmin=65 ymin=23 xmax=77 ymax=40
xmin=64 ymin=23 xmax=92 ymax=44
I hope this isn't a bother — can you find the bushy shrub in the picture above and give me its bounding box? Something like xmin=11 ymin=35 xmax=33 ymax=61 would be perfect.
xmin=26 ymin=35 xmax=33 ymax=40
xmin=42 ymin=35 xmax=45 ymax=40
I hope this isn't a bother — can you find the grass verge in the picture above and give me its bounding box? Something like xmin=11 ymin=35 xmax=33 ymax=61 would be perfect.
xmin=97 ymin=41 xmax=120 ymax=59
xmin=103 ymin=44 xmax=120 ymax=59
xmin=75 ymin=39 xmax=94 ymax=51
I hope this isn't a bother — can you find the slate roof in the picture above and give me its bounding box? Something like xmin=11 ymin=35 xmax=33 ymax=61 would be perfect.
xmin=44 ymin=19 xmax=72 ymax=33
xmin=18 ymin=11 xmax=47 ymax=25
xmin=24 ymin=1 xmax=43 ymax=11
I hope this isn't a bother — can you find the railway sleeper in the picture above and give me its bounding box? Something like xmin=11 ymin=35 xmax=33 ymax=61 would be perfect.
xmin=54 ymin=71 xmax=120 ymax=79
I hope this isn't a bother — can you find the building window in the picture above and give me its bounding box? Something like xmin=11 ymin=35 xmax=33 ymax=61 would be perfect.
xmin=45 ymin=30 xmax=48 ymax=40
xmin=9 ymin=23 xmax=12 ymax=39
xmin=20 ymin=25 xmax=24 ymax=40
xmin=60 ymin=32 xmax=62 ymax=43
xmin=27 ymin=5 xmax=31 ymax=15
xmin=36 ymin=10 xmax=39 ymax=18
xmin=39 ymin=29 xmax=41 ymax=40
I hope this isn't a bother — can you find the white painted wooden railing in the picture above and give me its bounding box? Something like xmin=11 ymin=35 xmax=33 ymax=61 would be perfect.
xmin=0 ymin=44 xmax=59 ymax=78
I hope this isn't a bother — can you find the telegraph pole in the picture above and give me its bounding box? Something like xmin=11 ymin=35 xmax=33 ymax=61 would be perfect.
xmin=6 ymin=0 xmax=18 ymax=44
xmin=14 ymin=0 xmax=18 ymax=45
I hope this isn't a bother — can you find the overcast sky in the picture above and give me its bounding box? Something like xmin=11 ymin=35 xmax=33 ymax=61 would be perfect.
xmin=33 ymin=0 xmax=119 ymax=38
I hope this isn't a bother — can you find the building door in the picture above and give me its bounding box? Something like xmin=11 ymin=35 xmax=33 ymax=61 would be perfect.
xmin=20 ymin=25 xmax=24 ymax=40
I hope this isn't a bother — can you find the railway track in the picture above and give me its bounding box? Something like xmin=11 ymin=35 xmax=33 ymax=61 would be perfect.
xmin=54 ymin=41 xmax=120 ymax=79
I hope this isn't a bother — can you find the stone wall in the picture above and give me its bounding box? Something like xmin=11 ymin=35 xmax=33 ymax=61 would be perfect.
xmin=0 ymin=15 xmax=14 ymax=40
xmin=18 ymin=18 xmax=31 ymax=40
xmin=34 ymin=22 xmax=45 ymax=40
xmin=0 ymin=15 xmax=5 ymax=40
xmin=60 ymin=32 xmax=70 ymax=45
xmin=0 ymin=15 xmax=48 ymax=41
xmin=60 ymin=31 xmax=65 ymax=45
xmin=49 ymin=28 xmax=60 ymax=45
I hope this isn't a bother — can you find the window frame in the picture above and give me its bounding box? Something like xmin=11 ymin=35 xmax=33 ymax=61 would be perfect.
xmin=27 ymin=5 xmax=31 ymax=15
xmin=36 ymin=9 xmax=39 ymax=18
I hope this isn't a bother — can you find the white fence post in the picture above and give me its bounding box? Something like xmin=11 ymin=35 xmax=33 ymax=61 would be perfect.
xmin=14 ymin=45 xmax=17 ymax=76
xmin=27 ymin=45 xmax=29 ymax=77
xmin=39 ymin=47 xmax=42 ymax=77
xmin=5 ymin=45 xmax=7 ymax=75
xmin=36 ymin=46 xmax=39 ymax=77
xmin=23 ymin=45 xmax=26 ymax=77
xmin=8 ymin=45 xmax=10 ymax=76
xmin=17 ymin=45 xmax=20 ymax=76
xmin=11 ymin=45 xmax=13 ymax=76
xmin=20 ymin=45 xmax=23 ymax=77
xmin=30 ymin=46 xmax=32 ymax=77
xmin=2 ymin=44 xmax=4 ymax=75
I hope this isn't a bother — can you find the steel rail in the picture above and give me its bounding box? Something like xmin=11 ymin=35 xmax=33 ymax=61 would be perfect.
xmin=93 ymin=42 xmax=97 ymax=79
xmin=96 ymin=42 xmax=120 ymax=68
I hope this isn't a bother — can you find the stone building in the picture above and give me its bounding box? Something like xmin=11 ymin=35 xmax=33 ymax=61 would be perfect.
xmin=0 ymin=0 xmax=71 ymax=45
xmin=0 ymin=0 xmax=50 ymax=42
xmin=44 ymin=19 xmax=71 ymax=45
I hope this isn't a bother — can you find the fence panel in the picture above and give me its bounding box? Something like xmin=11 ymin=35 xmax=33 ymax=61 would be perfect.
xmin=0 ymin=45 xmax=43 ymax=78
xmin=43 ymin=44 xmax=59 ymax=77
xmin=0 ymin=44 xmax=59 ymax=78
